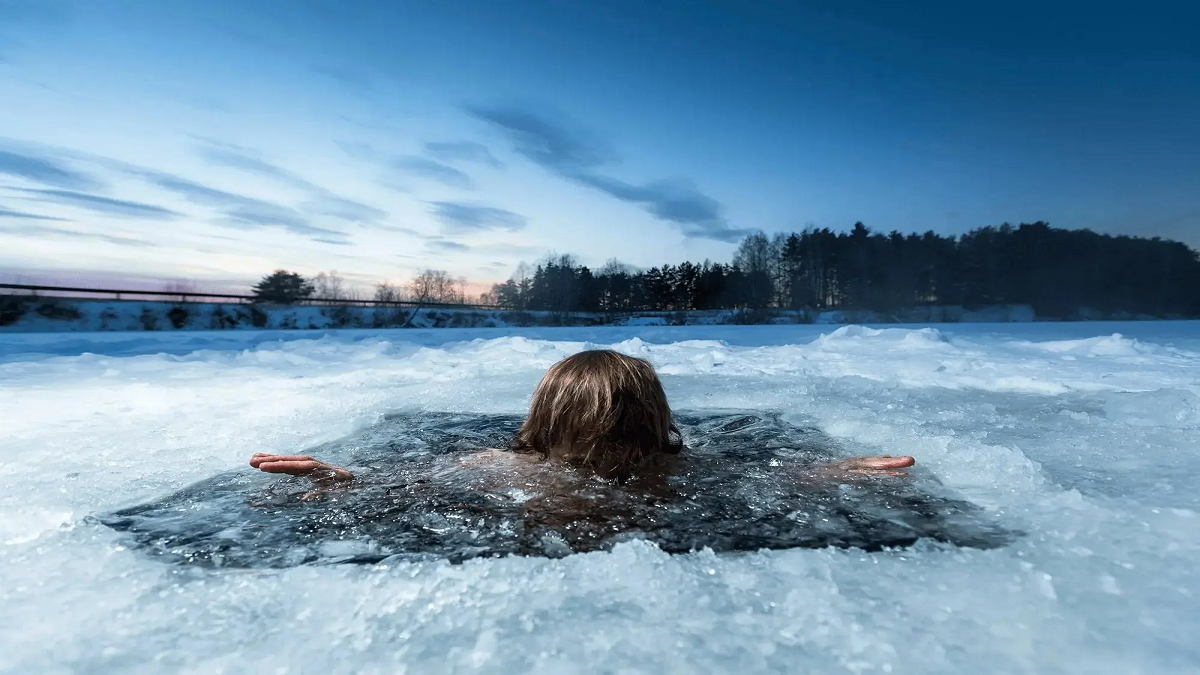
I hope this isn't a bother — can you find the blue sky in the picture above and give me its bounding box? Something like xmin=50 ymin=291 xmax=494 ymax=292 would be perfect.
xmin=1 ymin=0 xmax=1197 ymax=292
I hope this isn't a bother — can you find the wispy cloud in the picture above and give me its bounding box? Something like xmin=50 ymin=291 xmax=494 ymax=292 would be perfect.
xmin=423 ymin=141 xmax=504 ymax=168
xmin=426 ymin=238 xmax=471 ymax=252
xmin=309 ymin=236 xmax=354 ymax=246
xmin=195 ymin=139 xmax=387 ymax=224
xmin=302 ymin=195 xmax=388 ymax=223
xmin=429 ymin=201 xmax=526 ymax=234
xmin=132 ymin=169 xmax=352 ymax=244
xmin=371 ymin=222 xmax=427 ymax=237
xmin=467 ymin=105 xmax=751 ymax=243
xmin=197 ymin=143 xmax=309 ymax=187
xmin=392 ymin=156 xmax=475 ymax=189
xmin=310 ymin=63 xmax=376 ymax=95
xmin=1 ymin=137 xmax=360 ymax=245
xmin=339 ymin=140 xmax=496 ymax=192
xmin=10 ymin=187 xmax=181 ymax=219
xmin=0 ymin=149 xmax=100 ymax=190
xmin=466 ymin=105 xmax=613 ymax=172
xmin=336 ymin=141 xmax=376 ymax=161
xmin=0 ymin=204 xmax=69 ymax=221
xmin=0 ymin=221 xmax=154 ymax=247
xmin=339 ymin=142 xmax=478 ymax=191
xmin=572 ymin=174 xmax=746 ymax=241
xmin=468 ymin=242 xmax=547 ymax=257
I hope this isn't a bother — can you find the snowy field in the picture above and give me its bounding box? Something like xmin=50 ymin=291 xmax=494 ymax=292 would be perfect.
xmin=2 ymin=322 xmax=1199 ymax=674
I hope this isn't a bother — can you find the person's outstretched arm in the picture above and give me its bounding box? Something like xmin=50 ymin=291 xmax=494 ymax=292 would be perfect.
xmin=249 ymin=453 xmax=354 ymax=484
xmin=808 ymin=455 xmax=916 ymax=479
xmin=835 ymin=455 xmax=915 ymax=472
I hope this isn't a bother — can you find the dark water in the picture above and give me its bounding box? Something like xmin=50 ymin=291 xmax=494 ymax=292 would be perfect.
xmin=100 ymin=411 xmax=1015 ymax=567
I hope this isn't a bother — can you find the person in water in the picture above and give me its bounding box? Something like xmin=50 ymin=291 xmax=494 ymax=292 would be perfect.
xmin=249 ymin=349 xmax=915 ymax=484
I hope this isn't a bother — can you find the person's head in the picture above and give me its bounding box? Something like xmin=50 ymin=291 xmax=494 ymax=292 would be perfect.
xmin=511 ymin=349 xmax=677 ymax=479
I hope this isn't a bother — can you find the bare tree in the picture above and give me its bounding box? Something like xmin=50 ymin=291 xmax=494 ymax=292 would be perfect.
xmin=312 ymin=271 xmax=346 ymax=302
xmin=341 ymin=285 xmax=363 ymax=303
xmin=373 ymin=281 xmax=404 ymax=305
xmin=455 ymin=275 xmax=468 ymax=304
xmin=511 ymin=262 xmax=532 ymax=285
xmin=509 ymin=262 xmax=535 ymax=309
xmin=409 ymin=269 xmax=461 ymax=305
xmin=371 ymin=281 xmax=414 ymax=327
xmin=732 ymin=232 xmax=775 ymax=308
xmin=162 ymin=279 xmax=199 ymax=303
xmin=477 ymin=288 xmax=499 ymax=306
xmin=599 ymin=258 xmax=633 ymax=277
xmin=733 ymin=232 xmax=772 ymax=275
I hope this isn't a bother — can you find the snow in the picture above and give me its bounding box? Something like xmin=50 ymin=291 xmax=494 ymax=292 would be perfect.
xmin=0 ymin=298 xmax=515 ymax=332
xmin=2 ymin=322 xmax=1199 ymax=674
xmin=2 ymin=297 xmax=1053 ymax=334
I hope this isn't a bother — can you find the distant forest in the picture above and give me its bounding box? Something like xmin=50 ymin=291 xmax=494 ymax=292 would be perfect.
xmin=484 ymin=222 xmax=1200 ymax=318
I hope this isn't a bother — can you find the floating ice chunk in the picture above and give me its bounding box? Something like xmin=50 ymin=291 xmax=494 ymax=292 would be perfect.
xmin=670 ymin=339 xmax=732 ymax=350
xmin=1103 ymin=389 xmax=1200 ymax=428
xmin=0 ymin=508 xmax=75 ymax=545
xmin=1013 ymin=333 xmax=1155 ymax=357
xmin=820 ymin=325 xmax=884 ymax=340
xmin=611 ymin=336 xmax=653 ymax=356
xmin=815 ymin=325 xmax=950 ymax=349
xmin=319 ymin=539 xmax=379 ymax=558
xmin=987 ymin=376 xmax=1072 ymax=395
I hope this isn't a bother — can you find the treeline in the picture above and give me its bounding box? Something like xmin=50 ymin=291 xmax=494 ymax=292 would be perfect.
xmin=484 ymin=222 xmax=1200 ymax=318
xmin=247 ymin=269 xmax=471 ymax=306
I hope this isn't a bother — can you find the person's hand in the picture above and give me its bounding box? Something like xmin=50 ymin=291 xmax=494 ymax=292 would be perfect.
xmin=834 ymin=455 xmax=915 ymax=476
xmin=249 ymin=454 xmax=353 ymax=482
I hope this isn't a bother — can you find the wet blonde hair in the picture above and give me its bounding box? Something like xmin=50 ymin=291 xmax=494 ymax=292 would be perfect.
xmin=511 ymin=349 xmax=677 ymax=479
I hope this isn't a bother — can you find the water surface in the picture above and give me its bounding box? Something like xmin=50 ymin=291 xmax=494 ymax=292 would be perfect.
xmin=102 ymin=411 xmax=1012 ymax=567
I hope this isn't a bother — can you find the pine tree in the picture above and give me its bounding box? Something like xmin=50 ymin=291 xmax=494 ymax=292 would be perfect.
xmin=252 ymin=270 xmax=314 ymax=305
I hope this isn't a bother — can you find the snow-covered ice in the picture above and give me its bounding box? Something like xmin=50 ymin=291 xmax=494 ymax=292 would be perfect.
xmin=1 ymin=322 xmax=1198 ymax=674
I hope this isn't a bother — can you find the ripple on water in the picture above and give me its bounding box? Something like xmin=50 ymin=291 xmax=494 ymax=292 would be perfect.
xmin=99 ymin=411 xmax=1016 ymax=567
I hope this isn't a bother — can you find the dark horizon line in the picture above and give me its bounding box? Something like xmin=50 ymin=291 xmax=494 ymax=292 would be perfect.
xmin=2 ymin=219 xmax=1197 ymax=298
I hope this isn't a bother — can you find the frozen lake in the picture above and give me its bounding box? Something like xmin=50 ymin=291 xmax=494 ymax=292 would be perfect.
xmin=2 ymin=322 xmax=1198 ymax=674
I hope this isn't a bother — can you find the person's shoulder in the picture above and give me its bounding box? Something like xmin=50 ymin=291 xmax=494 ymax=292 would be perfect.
xmin=460 ymin=448 xmax=539 ymax=468
xmin=666 ymin=422 xmax=685 ymax=454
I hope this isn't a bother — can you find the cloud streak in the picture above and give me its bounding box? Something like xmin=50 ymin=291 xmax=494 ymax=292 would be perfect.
xmin=341 ymin=142 xmax=486 ymax=191
xmin=310 ymin=63 xmax=376 ymax=94
xmin=467 ymin=105 xmax=751 ymax=242
xmin=429 ymin=201 xmax=527 ymax=233
xmin=132 ymin=169 xmax=352 ymax=244
xmin=198 ymin=144 xmax=309 ymax=187
xmin=0 ymin=221 xmax=154 ymax=247
xmin=426 ymin=238 xmax=470 ymax=252
xmin=0 ymin=137 xmax=361 ymax=245
xmin=10 ymin=187 xmax=181 ymax=219
xmin=466 ymin=105 xmax=611 ymax=172
xmin=0 ymin=149 xmax=100 ymax=190
xmin=0 ymin=204 xmax=69 ymax=221
xmin=392 ymin=156 xmax=475 ymax=189
xmin=195 ymin=140 xmax=387 ymax=224
xmin=423 ymin=141 xmax=504 ymax=168
xmin=303 ymin=195 xmax=388 ymax=223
